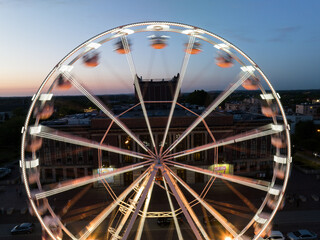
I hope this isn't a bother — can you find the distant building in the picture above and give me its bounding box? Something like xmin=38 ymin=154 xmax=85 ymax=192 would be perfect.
xmin=296 ymin=103 xmax=320 ymax=119
xmin=285 ymin=114 xmax=313 ymax=134
xmin=225 ymin=98 xmax=260 ymax=113
xmin=135 ymin=74 xmax=179 ymax=109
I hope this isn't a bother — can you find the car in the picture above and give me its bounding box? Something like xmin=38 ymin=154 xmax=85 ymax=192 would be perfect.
xmin=311 ymin=194 xmax=319 ymax=202
xmin=298 ymin=195 xmax=307 ymax=202
xmin=10 ymin=223 xmax=34 ymax=234
xmin=264 ymin=230 xmax=285 ymax=240
xmin=287 ymin=229 xmax=318 ymax=240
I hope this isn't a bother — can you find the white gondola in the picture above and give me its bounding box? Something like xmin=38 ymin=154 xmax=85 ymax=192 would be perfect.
xmin=215 ymin=52 xmax=234 ymax=68
xmin=42 ymin=216 xmax=63 ymax=240
xmin=56 ymin=75 xmax=72 ymax=90
xmin=83 ymin=52 xmax=99 ymax=67
xmin=267 ymin=197 xmax=285 ymax=210
xmin=271 ymin=135 xmax=287 ymax=148
xmin=35 ymin=104 xmax=54 ymax=120
xmin=261 ymin=104 xmax=278 ymax=117
xmin=28 ymin=170 xmax=40 ymax=184
xmin=184 ymin=41 xmax=201 ymax=54
xmin=242 ymin=76 xmax=259 ymax=90
xmin=26 ymin=137 xmax=42 ymax=152
xmin=274 ymin=166 xmax=286 ymax=179
xmin=115 ymin=40 xmax=131 ymax=54
xmin=149 ymin=35 xmax=169 ymax=49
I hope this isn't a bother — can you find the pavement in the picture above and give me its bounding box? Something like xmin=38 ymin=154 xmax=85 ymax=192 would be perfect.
xmin=0 ymin=161 xmax=319 ymax=239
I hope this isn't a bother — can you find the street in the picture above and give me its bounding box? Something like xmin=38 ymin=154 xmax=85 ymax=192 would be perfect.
xmin=0 ymin=162 xmax=319 ymax=240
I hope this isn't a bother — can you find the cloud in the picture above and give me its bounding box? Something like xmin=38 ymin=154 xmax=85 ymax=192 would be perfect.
xmin=268 ymin=26 xmax=301 ymax=42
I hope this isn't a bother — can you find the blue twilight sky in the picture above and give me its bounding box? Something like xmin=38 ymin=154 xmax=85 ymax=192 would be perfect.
xmin=0 ymin=0 xmax=319 ymax=96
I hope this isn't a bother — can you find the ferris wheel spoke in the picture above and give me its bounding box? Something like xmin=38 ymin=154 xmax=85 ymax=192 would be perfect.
xmin=62 ymin=72 xmax=154 ymax=156
xmin=135 ymin=178 xmax=155 ymax=240
xmin=163 ymin=71 xmax=251 ymax=156
xmin=160 ymin=35 xmax=196 ymax=154
xmin=166 ymin=161 xmax=270 ymax=192
xmin=122 ymin=169 xmax=156 ymax=240
xmin=167 ymin=166 xmax=240 ymax=238
xmin=29 ymin=125 xmax=152 ymax=160
xmin=164 ymin=123 xmax=284 ymax=160
xmin=162 ymin=165 xmax=209 ymax=240
xmin=78 ymin=166 xmax=152 ymax=240
xmin=110 ymin=168 xmax=155 ymax=240
xmin=162 ymin=175 xmax=183 ymax=240
xmin=34 ymin=161 xmax=152 ymax=200
xmin=120 ymin=35 xmax=158 ymax=154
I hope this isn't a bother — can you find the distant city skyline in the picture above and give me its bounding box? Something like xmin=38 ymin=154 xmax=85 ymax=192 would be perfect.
xmin=1 ymin=0 xmax=320 ymax=97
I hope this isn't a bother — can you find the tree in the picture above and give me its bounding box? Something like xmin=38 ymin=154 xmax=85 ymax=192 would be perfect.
xmin=185 ymin=90 xmax=211 ymax=106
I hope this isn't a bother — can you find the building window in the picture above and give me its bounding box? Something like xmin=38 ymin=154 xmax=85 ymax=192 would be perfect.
xmin=251 ymin=139 xmax=257 ymax=158
xmin=122 ymin=136 xmax=133 ymax=163
xmin=177 ymin=169 xmax=186 ymax=181
xmin=77 ymin=146 xmax=84 ymax=164
xmin=44 ymin=147 xmax=51 ymax=166
xmin=77 ymin=168 xmax=85 ymax=178
xmin=239 ymin=162 xmax=246 ymax=171
xmin=66 ymin=168 xmax=75 ymax=179
xmin=66 ymin=154 xmax=73 ymax=165
xmin=261 ymin=137 xmax=266 ymax=157
xmin=195 ymin=172 xmax=204 ymax=183
xmin=56 ymin=151 xmax=62 ymax=165
xmin=56 ymin=168 xmax=64 ymax=181
xmin=240 ymin=142 xmax=247 ymax=159
xmin=193 ymin=133 xmax=204 ymax=161
xmin=45 ymin=169 xmax=53 ymax=179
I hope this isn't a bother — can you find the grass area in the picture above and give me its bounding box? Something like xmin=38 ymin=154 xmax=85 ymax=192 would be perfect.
xmin=293 ymin=154 xmax=320 ymax=170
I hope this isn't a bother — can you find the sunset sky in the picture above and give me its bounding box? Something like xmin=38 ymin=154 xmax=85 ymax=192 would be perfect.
xmin=0 ymin=0 xmax=319 ymax=96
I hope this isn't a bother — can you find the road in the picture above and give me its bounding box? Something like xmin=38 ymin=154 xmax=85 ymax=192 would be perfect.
xmin=0 ymin=162 xmax=319 ymax=240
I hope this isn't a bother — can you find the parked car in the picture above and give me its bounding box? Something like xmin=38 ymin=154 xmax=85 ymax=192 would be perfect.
xmin=311 ymin=194 xmax=319 ymax=202
xmin=264 ymin=230 xmax=285 ymax=240
xmin=11 ymin=223 xmax=34 ymax=234
xmin=287 ymin=229 xmax=318 ymax=240
xmin=298 ymin=195 xmax=307 ymax=202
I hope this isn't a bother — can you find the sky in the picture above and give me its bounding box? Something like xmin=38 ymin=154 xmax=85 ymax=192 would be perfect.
xmin=0 ymin=0 xmax=320 ymax=96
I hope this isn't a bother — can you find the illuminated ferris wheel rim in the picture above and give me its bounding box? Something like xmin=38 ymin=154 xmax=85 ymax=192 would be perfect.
xmin=21 ymin=21 xmax=291 ymax=240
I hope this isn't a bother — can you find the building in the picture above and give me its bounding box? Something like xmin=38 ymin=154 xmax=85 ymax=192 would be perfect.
xmin=296 ymin=103 xmax=320 ymax=119
xmin=225 ymin=97 xmax=260 ymax=113
xmin=135 ymin=74 xmax=179 ymax=109
xmin=38 ymin=108 xmax=275 ymax=186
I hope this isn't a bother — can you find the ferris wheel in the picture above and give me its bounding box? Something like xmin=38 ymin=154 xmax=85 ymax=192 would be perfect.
xmin=21 ymin=21 xmax=291 ymax=240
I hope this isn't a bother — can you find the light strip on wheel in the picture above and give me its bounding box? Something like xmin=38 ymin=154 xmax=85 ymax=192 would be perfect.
xmin=260 ymin=93 xmax=274 ymax=100
xmin=29 ymin=126 xmax=42 ymax=135
xmin=214 ymin=43 xmax=229 ymax=49
xmin=273 ymin=155 xmax=287 ymax=164
xmin=59 ymin=65 xmax=73 ymax=73
xmin=271 ymin=124 xmax=285 ymax=131
xmin=86 ymin=42 xmax=101 ymax=49
xmin=20 ymin=158 xmax=39 ymax=168
xmin=268 ymin=186 xmax=281 ymax=196
xmin=240 ymin=65 xmax=255 ymax=72
xmin=254 ymin=213 xmax=269 ymax=224
xmin=147 ymin=24 xmax=170 ymax=31
xmin=39 ymin=93 xmax=53 ymax=101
